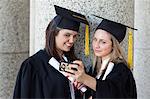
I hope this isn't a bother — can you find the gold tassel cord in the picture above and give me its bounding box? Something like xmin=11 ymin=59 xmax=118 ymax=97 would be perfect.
xmin=127 ymin=29 xmax=133 ymax=69
xmin=85 ymin=25 xmax=90 ymax=56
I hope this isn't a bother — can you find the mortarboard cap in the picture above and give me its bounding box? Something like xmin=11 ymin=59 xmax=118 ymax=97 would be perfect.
xmin=54 ymin=5 xmax=89 ymax=32
xmin=93 ymin=14 xmax=137 ymax=43
xmin=54 ymin=5 xmax=90 ymax=56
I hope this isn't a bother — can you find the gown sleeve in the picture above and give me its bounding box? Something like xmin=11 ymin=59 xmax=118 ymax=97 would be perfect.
xmin=13 ymin=58 xmax=44 ymax=98
xmin=13 ymin=50 xmax=75 ymax=98
xmin=95 ymin=63 xmax=137 ymax=98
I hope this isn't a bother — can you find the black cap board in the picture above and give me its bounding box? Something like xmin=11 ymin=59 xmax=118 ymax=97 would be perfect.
xmin=93 ymin=14 xmax=137 ymax=42
xmin=53 ymin=5 xmax=89 ymax=32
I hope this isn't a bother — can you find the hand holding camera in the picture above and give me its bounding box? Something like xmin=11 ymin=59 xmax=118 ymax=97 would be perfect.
xmin=49 ymin=57 xmax=87 ymax=92
xmin=60 ymin=61 xmax=87 ymax=92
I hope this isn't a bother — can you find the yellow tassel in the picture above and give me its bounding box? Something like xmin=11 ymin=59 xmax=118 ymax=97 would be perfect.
xmin=127 ymin=29 xmax=133 ymax=69
xmin=85 ymin=25 xmax=90 ymax=56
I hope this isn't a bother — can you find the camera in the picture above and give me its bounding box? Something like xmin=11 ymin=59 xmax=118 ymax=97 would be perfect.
xmin=59 ymin=61 xmax=78 ymax=72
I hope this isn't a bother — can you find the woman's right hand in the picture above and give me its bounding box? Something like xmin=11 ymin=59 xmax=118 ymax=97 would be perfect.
xmin=64 ymin=60 xmax=86 ymax=83
xmin=65 ymin=60 xmax=96 ymax=91
xmin=72 ymin=60 xmax=87 ymax=83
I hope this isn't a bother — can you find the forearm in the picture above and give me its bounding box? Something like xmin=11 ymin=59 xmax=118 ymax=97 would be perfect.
xmin=82 ymin=74 xmax=96 ymax=91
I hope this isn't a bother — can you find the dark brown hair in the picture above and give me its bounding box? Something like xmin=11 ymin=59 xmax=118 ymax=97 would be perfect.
xmin=45 ymin=19 xmax=77 ymax=61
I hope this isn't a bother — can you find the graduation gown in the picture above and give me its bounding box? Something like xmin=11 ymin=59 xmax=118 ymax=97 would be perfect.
xmin=13 ymin=50 xmax=81 ymax=99
xmin=86 ymin=62 xmax=137 ymax=99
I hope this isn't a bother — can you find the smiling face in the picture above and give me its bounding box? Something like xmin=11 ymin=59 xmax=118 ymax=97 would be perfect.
xmin=92 ymin=29 xmax=113 ymax=59
xmin=55 ymin=29 xmax=78 ymax=55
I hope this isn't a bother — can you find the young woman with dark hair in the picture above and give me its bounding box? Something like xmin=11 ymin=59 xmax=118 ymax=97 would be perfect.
xmin=13 ymin=5 xmax=89 ymax=99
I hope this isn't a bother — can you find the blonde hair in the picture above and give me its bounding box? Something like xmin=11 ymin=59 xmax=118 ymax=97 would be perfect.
xmin=92 ymin=34 xmax=127 ymax=74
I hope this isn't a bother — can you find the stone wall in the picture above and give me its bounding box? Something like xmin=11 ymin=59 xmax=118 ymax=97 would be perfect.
xmin=134 ymin=0 xmax=150 ymax=98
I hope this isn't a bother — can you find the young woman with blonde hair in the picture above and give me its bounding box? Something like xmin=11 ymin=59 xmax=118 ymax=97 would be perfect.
xmin=66 ymin=18 xmax=137 ymax=99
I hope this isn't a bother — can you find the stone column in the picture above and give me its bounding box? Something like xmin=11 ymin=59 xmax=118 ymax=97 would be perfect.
xmin=134 ymin=0 xmax=150 ymax=98
xmin=0 ymin=0 xmax=29 ymax=98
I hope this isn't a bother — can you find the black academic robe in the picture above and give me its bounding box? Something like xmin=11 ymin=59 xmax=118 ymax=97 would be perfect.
xmin=13 ymin=50 xmax=81 ymax=99
xmin=86 ymin=62 xmax=137 ymax=99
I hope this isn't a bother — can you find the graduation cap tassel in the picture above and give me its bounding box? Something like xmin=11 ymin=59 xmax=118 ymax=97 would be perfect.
xmin=85 ymin=25 xmax=90 ymax=56
xmin=127 ymin=29 xmax=133 ymax=69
